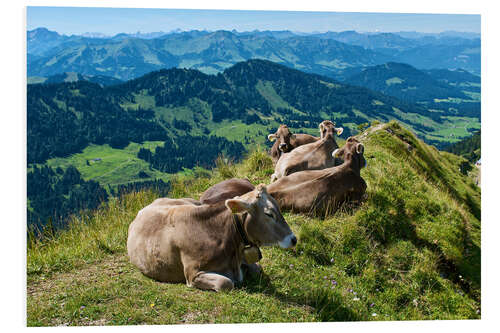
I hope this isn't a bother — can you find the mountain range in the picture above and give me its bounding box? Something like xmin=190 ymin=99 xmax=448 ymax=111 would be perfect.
xmin=27 ymin=28 xmax=481 ymax=82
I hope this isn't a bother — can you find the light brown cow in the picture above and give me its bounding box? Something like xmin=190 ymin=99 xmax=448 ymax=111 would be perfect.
xmin=200 ymin=178 xmax=255 ymax=205
xmin=266 ymin=137 xmax=367 ymax=215
xmin=271 ymin=120 xmax=343 ymax=182
xmin=127 ymin=185 xmax=296 ymax=291
xmin=268 ymin=125 xmax=319 ymax=165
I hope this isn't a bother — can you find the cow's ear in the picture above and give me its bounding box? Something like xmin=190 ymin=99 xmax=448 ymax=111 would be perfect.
xmin=336 ymin=127 xmax=344 ymax=136
xmin=356 ymin=143 xmax=365 ymax=154
xmin=268 ymin=134 xmax=277 ymax=142
xmin=225 ymin=198 xmax=252 ymax=213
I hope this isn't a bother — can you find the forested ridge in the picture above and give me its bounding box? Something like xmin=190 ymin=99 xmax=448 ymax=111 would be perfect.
xmin=344 ymin=62 xmax=470 ymax=104
xmin=27 ymin=81 xmax=168 ymax=164
xmin=444 ymin=130 xmax=481 ymax=162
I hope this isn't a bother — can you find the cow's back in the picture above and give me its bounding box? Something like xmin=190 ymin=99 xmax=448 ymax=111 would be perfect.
xmin=268 ymin=166 xmax=365 ymax=214
xmin=293 ymin=133 xmax=319 ymax=147
xmin=268 ymin=169 xmax=331 ymax=212
xmin=200 ymin=178 xmax=255 ymax=204
xmin=273 ymin=141 xmax=320 ymax=179
xmin=273 ymin=137 xmax=337 ymax=181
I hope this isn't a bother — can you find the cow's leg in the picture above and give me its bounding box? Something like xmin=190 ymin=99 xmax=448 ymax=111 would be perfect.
xmin=190 ymin=272 xmax=234 ymax=292
xmin=242 ymin=262 xmax=262 ymax=276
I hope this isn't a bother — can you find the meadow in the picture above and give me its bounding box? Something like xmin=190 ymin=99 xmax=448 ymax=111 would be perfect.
xmin=27 ymin=122 xmax=480 ymax=325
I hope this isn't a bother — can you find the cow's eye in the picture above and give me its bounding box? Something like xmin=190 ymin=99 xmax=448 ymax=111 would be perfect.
xmin=265 ymin=212 xmax=274 ymax=219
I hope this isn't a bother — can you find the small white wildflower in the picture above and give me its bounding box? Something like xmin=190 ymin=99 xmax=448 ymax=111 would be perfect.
xmin=372 ymin=313 xmax=377 ymax=317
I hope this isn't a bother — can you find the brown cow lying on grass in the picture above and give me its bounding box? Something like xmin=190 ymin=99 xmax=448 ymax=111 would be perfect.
xmin=271 ymin=120 xmax=343 ymax=182
xmin=127 ymin=184 xmax=296 ymax=292
xmin=268 ymin=125 xmax=319 ymax=165
xmin=267 ymin=137 xmax=367 ymax=215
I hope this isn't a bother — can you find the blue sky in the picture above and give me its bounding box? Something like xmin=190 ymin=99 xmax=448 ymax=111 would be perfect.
xmin=27 ymin=7 xmax=480 ymax=36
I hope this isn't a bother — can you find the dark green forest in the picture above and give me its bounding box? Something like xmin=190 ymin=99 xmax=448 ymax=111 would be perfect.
xmin=137 ymin=135 xmax=245 ymax=173
xmin=444 ymin=130 xmax=481 ymax=162
xmin=27 ymin=164 xmax=171 ymax=235
xmin=27 ymin=165 xmax=109 ymax=233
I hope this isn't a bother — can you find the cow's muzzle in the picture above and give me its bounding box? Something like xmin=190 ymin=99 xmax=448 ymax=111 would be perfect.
xmin=279 ymin=233 xmax=297 ymax=248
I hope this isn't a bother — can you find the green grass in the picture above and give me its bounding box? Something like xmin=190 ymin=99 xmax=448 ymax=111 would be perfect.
xmin=44 ymin=141 xmax=170 ymax=186
xmin=27 ymin=122 xmax=480 ymax=325
xmin=209 ymin=120 xmax=274 ymax=146
xmin=256 ymin=80 xmax=294 ymax=110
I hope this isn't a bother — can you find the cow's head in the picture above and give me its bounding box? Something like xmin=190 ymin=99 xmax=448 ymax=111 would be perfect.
xmin=332 ymin=137 xmax=367 ymax=170
xmin=268 ymin=125 xmax=297 ymax=153
xmin=319 ymin=120 xmax=343 ymax=140
xmin=225 ymin=184 xmax=296 ymax=248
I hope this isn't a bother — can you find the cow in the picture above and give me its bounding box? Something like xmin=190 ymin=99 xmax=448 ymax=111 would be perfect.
xmin=266 ymin=137 xmax=367 ymax=215
xmin=127 ymin=184 xmax=296 ymax=292
xmin=271 ymin=120 xmax=343 ymax=182
xmin=200 ymin=178 xmax=255 ymax=205
xmin=268 ymin=125 xmax=319 ymax=165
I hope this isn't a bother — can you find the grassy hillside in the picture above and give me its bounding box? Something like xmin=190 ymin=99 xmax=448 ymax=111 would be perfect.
xmin=27 ymin=121 xmax=480 ymax=325
xmin=43 ymin=141 xmax=169 ymax=186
